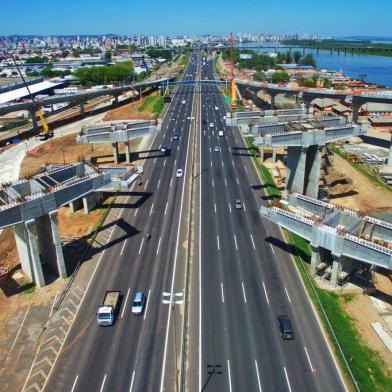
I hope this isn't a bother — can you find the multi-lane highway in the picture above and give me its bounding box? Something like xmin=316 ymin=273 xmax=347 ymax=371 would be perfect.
xmin=43 ymin=51 xmax=345 ymax=392
xmin=186 ymin=55 xmax=346 ymax=391
xmin=44 ymin=54 xmax=199 ymax=392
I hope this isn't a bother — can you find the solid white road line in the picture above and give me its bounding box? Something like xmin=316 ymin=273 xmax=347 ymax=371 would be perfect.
xmin=163 ymin=159 xmax=167 ymax=167
xmin=157 ymin=179 xmax=161 ymax=189
xmin=170 ymin=178 xmax=173 ymax=188
xmin=283 ymin=366 xmax=292 ymax=392
xmin=164 ymin=202 xmax=168 ymax=215
xmin=7 ymin=305 xmax=30 ymax=356
xmin=269 ymin=243 xmax=275 ymax=255
xmin=149 ymin=202 xmax=154 ymax=216
xmin=99 ymin=374 xmax=107 ymax=392
xmin=234 ymin=234 xmax=238 ymax=250
xmin=236 ymin=178 xmax=239 ymax=185
xmin=210 ymin=160 xmax=212 ymax=167
xmin=214 ymin=203 xmax=217 ymax=213
xmin=241 ymin=281 xmax=247 ymax=303
xmin=304 ymin=346 xmax=315 ymax=373
xmin=243 ymin=202 xmax=246 ymax=212
xmin=227 ymin=360 xmax=233 ymax=392
xmin=70 ymin=375 xmax=79 ymax=392
xmin=224 ymin=178 xmax=227 ymax=187
xmin=232 ymin=160 xmax=234 ymax=167
xmin=217 ymin=235 xmax=220 ymax=250
xmin=250 ymin=234 xmax=256 ymax=250
xmin=262 ymin=281 xmax=270 ymax=306
xmin=120 ymin=239 xmax=128 ymax=256
xmin=212 ymin=179 xmax=215 ymax=187
xmin=144 ymin=179 xmax=149 ymax=190
xmin=138 ymin=238 xmax=144 ymax=255
xmin=129 ymin=371 xmax=135 ymax=392
xmin=143 ymin=289 xmax=151 ymax=320
xmin=229 ymin=203 xmax=232 ymax=213
xmin=156 ymin=236 xmax=162 ymax=255
xmin=284 ymin=287 xmax=291 ymax=304
xmin=221 ymin=282 xmax=225 ymax=303
xmin=254 ymin=360 xmax=263 ymax=392
xmin=121 ymin=288 xmax=131 ymax=318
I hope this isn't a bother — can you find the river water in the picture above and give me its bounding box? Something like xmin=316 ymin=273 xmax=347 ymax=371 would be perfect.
xmin=237 ymin=42 xmax=392 ymax=88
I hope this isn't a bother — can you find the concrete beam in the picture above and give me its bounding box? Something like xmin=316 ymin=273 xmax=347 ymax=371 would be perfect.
xmin=83 ymin=192 xmax=103 ymax=214
xmin=112 ymin=142 xmax=119 ymax=164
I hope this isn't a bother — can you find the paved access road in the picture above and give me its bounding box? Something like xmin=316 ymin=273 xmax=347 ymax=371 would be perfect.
xmin=43 ymin=54 xmax=199 ymax=392
xmin=186 ymin=55 xmax=346 ymax=392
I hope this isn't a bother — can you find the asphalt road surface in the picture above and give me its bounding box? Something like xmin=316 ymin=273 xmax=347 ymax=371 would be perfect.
xmin=43 ymin=52 xmax=345 ymax=392
xmin=44 ymin=53 xmax=199 ymax=392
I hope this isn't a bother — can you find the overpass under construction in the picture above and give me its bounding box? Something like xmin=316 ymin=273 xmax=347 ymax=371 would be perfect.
xmin=77 ymin=120 xmax=161 ymax=164
xmin=0 ymin=162 xmax=142 ymax=287
xmin=260 ymin=193 xmax=392 ymax=287
xmin=230 ymin=115 xmax=365 ymax=198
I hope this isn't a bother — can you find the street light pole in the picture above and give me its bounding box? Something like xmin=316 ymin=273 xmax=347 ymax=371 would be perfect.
xmin=162 ymin=292 xmax=184 ymax=392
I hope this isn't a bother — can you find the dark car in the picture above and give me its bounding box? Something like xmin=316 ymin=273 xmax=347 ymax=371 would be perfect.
xmin=173 ymin=133 xmax=180 ymax=140
xmin=277 ymin=315 xmax=294 ymax=339
xmin=202 ymin=119 xmax=207 ymax=125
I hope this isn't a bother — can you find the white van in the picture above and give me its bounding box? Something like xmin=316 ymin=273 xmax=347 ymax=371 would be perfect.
xmin=218 ymin=130 xmax=224 ymax=137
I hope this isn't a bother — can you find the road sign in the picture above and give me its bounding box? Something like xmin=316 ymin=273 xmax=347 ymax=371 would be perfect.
xmin=224 ymin=96 xmax=230 ymax=104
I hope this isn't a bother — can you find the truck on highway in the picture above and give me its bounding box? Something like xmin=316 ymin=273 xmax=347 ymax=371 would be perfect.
xmin=96 ymin=290 xmax=120 ymax=326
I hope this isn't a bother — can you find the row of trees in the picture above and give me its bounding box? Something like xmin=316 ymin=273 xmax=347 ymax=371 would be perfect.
xmin=73 ymin=62 xmax=134 ymax=86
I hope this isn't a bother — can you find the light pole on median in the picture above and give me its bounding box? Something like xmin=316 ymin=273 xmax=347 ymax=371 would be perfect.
xmin=162 ymin=291 xmax=184 ymax=392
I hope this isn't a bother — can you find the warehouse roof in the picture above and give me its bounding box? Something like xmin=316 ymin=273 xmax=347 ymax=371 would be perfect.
xmin=0 ymin=80 xmax=64 ymax=104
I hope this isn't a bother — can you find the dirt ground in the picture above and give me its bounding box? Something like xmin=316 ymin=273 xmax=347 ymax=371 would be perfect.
xmin=102 ymin=95 xmax=155 ymax=122
xmin=342 ymin=275 xmax=392 ymax=374
xmin=330 ymin=154 xmax=392 ymax=213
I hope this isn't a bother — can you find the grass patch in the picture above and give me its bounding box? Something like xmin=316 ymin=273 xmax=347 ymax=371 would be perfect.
xmin=138 ymin=93 xmax=164 ymax=118
xmin=243 ymin=136 xmax=281 ymax=200
xmin=23 ymin=286 xmax=36 ymax=295
xmin=285 ymin=230 xmax=392 ymax=392
xmin=180 ymin=52 xmax=190 ymax=66
xmin=241 ymin=133 xmax=392 ymax=391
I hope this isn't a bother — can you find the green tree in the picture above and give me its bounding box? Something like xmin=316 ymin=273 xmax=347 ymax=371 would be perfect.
xmin=323 ymin=78 xmax=333 ymax=88
xmin=271 ymin=71 xmax=290 ymax=84
xmin=104 ymin=50 xmax=112 ymax=60
xmin=253 ymin=71 xmax=266 ymax=82
xmin=299 ymin=54 xmax=316 ymax=66
xmin=285 ymin=50 xmax=293 ymax=64
xmin=25 ymin=56 xmax=48 ymax=63
xmin=293 ymin=51 xmax=302 ymax=63
xmin=358 ymin=73 xmax=367 ymax=81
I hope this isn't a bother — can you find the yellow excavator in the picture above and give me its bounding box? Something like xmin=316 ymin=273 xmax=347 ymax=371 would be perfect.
xmin=11 ymin=55 xmax=53 ymax=140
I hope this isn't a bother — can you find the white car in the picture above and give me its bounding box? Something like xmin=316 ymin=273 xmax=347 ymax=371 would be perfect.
xmin=209 ymin=123 xmax=214 ymax=128
xmin=176 ymin=169 xmax=183 ymax=177
xmin=215 ymin=106 xmax=219 ymax=111
xmin=131 ymin=292 xmax=145 ymax=315
xmin=181 ymin=100 xmax=186 ymax=104
xmin=214 ymin=146 xmax=220 ymax=152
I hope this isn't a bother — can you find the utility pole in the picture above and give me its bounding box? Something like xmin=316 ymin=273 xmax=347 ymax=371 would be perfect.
xmin=162 ymin=292 xmax=184 ymax=392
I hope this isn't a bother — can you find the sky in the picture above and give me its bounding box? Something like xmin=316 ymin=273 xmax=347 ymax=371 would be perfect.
xmin=2 ymin=0 xmax=392 ymax=37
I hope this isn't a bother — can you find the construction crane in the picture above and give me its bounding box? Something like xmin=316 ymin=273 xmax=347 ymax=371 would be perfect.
xmin=229 ymin=32 xmax=237 ymax=110
xmin=11 ymin=54 xmax=53 ymax=140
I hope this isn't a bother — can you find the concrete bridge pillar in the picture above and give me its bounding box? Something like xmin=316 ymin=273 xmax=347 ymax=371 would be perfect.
xmin=69 ymin=198 xmax=83 ymax=213
xmin=125 ymin=141 xmax=131 ymax=163
xmin=83 ymin=192 xmax=103 ymax=214
xmin=14 ymin=223 xmax=33 ymax=281
xmin=259 ymin=147 xmax=264 ymax=163
xmin=112 ymin=95 xmax=119 ymax=107
xmin=352 ymin=102 xmax=361 ymax=124
xmin=304 ymin=145 xmax=322 ymax=198
xmin=310 ymin=245 xmax=319 ymax=276
xmin=331 ymin=253 xmax=341 ymax=287
xmin=284 ymin=146 xmax=308 ymax=197
xmin=388 ymin=133 xmax=392 ymax=167
xmin=25 ymin=219 xmax=45 ymax=287
xmin=29 ymin=110 xmax=39 ymax=133
xmin=270 ymin=93 xmax=277 ymax=110
xmin=112 ymin=142 xmax=119 ymax=164
xmin=80 ymin=102 xmax=85 ymax=115
xmin=49 ymin=210 xmax=67 ymax=279
xmin=272 ymin=147 xmax=277 ymax=163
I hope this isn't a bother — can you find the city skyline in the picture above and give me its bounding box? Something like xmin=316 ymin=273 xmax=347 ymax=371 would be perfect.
xmin=2 ymin=0 xmax=392 ymax=36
